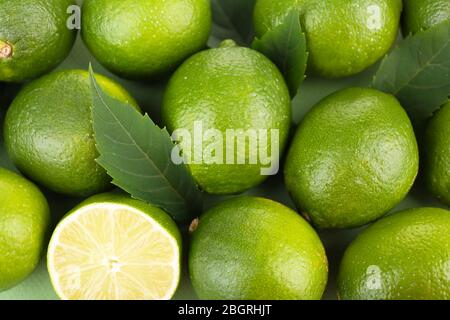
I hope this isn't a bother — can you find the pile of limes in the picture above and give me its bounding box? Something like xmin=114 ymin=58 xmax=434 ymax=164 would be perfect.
xmin=0 ymin=0 xmax=449 ymax=300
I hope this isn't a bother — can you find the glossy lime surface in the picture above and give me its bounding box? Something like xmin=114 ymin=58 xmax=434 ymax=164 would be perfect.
xmin=190 ymin=197 xmax=328 ymax=300
xmin=82 ymin=0 xmax=211 ymax=79
xmin=0 ymin=168 xmax=50 ymax=292
xmin=338 ymin=207 xmax=450 ymax=300
xmin=162 ymin=41 xmax=291 ymax=195
xmin=402 ymin=0 xmax=450 ymax=35
xmin=424 ymin=101 xmax=450 ymax=206
xmin=0 ymin=0 xmax=77 ymax=83
xmin=4 ymin=70 xmax=139 ymax=197
xmin=284 ymin=88 xmax=419 ymax=229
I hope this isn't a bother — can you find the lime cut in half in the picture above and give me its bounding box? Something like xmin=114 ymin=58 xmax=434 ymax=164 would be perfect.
xmin=47 ymin=195 xmax=181 ymax=300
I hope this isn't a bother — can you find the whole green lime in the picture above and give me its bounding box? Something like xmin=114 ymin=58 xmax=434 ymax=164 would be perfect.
xmin=162 ymin=40 xmax=291 ymax=195
xmin=338 ymin=207 xmax=450 ymax=300
xmin=81 ymin=0 xmax=212 ymax=79
xmin=253 ymin=0 xmax=402 ymax=78
xmin=424 ymin=101 xmax=450 ymax=206
xmin=0 ymin=167 xmax=50 ymax=291
xmin=0 ymin=0 xmax=77 ymax=83
xmin=4 ymin=70 xmax=139 ymax=197
xmin=284 ymin=88 xmax=419 ymax=229
xmin=189 ymin=196 xmax=328 ymax=300
xmin=402 ymin=0 xmax=450 ymax=35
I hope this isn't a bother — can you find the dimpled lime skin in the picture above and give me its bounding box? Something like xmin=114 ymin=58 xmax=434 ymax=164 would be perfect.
xmin=338 ymin=207 xmax=450 ymax=300
xmin=424 ymin=101 xmax=450 ymax=206
xmin=284 ymin=88 xmax=419 ymax=229
xmin=0 ymin=168 xmax=50 ymax=291
xmin=0 ymin=0 xmax=77 ymax=83
xmin=81 ymin=0 xmax=211 ymax=79
xmin=189 ymin=197 xmax=328 ymax=300
xmin=253 ymin=0 xmax=402 ymax=78
xmin=402 ymin=0 xmax=450 ymax=35
xmin=162 ymin=42 xmax=291 ymax=195
xmin=4 ymin=70 xmax=139 ymax=197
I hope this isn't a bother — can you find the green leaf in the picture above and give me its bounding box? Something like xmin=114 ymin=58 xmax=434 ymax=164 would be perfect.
xmin=373 ymin=20 xmax=450 ymax=123
xmin=252 ymin=9 xmax=308 ymax=98
xmin=209 ymin=0 xmax=256 ymax=47
xmin=89 ymin=66 xmax=202 ymax=222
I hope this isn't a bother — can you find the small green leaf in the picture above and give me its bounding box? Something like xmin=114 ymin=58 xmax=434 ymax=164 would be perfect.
xmin=209 ymin=0 xmax=256 ymax=47
xmin=89 ymin=66 xmax=202 ymax=222
xmin=373 ymin=20 xmax=450 ymax=123
xmin=252 ymin=10 xmax=308 ymax=98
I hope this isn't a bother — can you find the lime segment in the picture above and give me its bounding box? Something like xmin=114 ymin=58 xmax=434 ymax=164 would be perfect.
xmin=47 ymin=197 xmax=181 ymax=300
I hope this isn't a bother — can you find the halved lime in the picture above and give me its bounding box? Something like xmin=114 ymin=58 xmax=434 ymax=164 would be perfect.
xmin=47 ymin=193 xmax=182 ymax=300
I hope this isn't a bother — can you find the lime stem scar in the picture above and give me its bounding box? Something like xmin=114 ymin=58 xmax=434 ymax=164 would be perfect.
xmin=189 ymin=218 xmax=199 ymax=233
xmin=0 ymin=41 xmax=12 ymax=58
